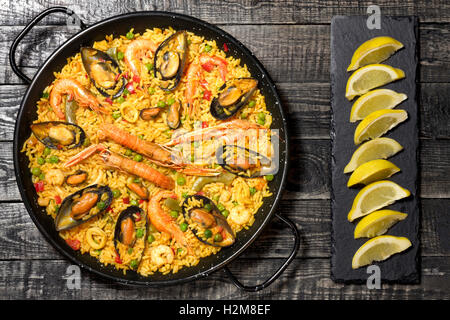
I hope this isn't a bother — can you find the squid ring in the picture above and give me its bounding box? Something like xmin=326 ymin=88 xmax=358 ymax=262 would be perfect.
xmin=86 ymin=227 xmax=107 ymax=250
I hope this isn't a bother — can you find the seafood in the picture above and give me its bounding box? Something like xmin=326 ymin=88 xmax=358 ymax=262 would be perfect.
xmin=55 ymin=184 xmax=113 ymax=231
xmin=49 ymin=78 xmax=110 ymax=119
xmin=147 ymin=190 xmax=193 ymax=253
xmin=154 ymin=31 xmax=188 ymax=91
xmin=184 ymin=62 xmax=202 ymax=116
xmin=86 ymin=227 xmax=107 ymax=250
xmin=31 ymin=121 xmax=86 ymax=150
xmin=150 ymin=245 xmax=174 ymax=267
xmin=166 ymin=99 xmax=181 ymax=129
xmin=124 ymin=39 xmax=158 ymax=79
xmin=81 ymin=47 xmax=125 ymax=99
xmin=46 ymin=169 xmax=65 ymax=186
xmin=65 ymin=170 xmax=88 ymax=186
xmin=127 ymin=182 xmax=149 ymax=199
xmin=139 ymin=107 xmax=161 ymax=120
xmin=199 ymin=53 xmax=228 ymax=81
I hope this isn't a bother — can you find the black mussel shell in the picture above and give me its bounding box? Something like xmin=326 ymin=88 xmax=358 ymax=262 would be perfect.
xmin=181 ymin=195 xmax=235 ymax=247
xmin=81 ymin=47 xmax=125 ymax=99
xmin=166 ymin=99 xmax=181 ymax=129
xmin=55 ymin=185 xmax=113 ymax=231
xmin=65 ymin=99 xmax=78 ymax=124
xmin=210 ymin=78 xmax=258 ymax=120
xmin=31 ymin=121 xmax=86 ymax=150
xmin=216 ymin=144 xmax=273 ymax=178
xmin=154 ymin=31 xmax=188 ymax=91
xmin=114 ymin=206 xmax=148 ymax=269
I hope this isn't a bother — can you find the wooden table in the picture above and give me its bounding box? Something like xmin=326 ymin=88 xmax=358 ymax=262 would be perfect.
xmin=0 ymin=1 xmax=448 ymax=299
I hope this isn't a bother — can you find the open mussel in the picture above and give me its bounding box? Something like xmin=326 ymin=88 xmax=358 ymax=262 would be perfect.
xmin=55 ymin=185 xmax=113 ymax=231
xmin=210 ymin=78 xmax=258 ymax=120
xmin=216 ymin=145 xmax=274 ymax=178
xmin=181 ymin=195 xmax=235 ymax=247
xmin=154 ymin=31 xmax=188 ymax=91
xmin=81 ymin=47 xmax=125 ymax=99
xmin=114 ymin=206 xmax=148 ymax=269
xmin=31 ymin=121 xmax=85 ymax=150
xmin=65 ymin=170 xmax=88 ymax=186
xmin=166 ymin=99 xmax=181 ymax=129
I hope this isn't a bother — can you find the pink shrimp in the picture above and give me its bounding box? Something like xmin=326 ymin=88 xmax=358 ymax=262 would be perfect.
xmin=124 ymin=39 xmax=158 ymax=79
xmin=148 ymin=190 xmax=193 ymax=253
xmin=49 ymin=78 xmax=110 ymax=119
xmin=184 ymin=62 xmax=202 ymax=116
xmin=199 ymin=53 xmax=228 ymax=81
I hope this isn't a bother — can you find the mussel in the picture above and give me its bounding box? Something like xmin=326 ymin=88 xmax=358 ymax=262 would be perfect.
xmin=65 ymin=99 xmax=78 ymax=124
xmin=210 ymin=78 xmax=258 ymax=120
xmin=154 ymin=31 xmax=188 ymax=91
xmin=81 ymin=47 xmax=125 ymax=99
xmin=114 ymin=206 xmax=148 ymax=269
xmin=139 ymin=107 xmax=161 ymax=120
xmin=31 ymin=121 xmax=86 ymax=150
xmin=166 ymin=99 xmax=181 ymax=129
xmin=55 ymin=185 xmax=113 ymax=231
xmin=181 ymin=195 xmax=235 ymax=247
xmin=216 ymin=144 xmax=274 ymax=178
xmin=65 ymin=170 xmax=88 ymax=186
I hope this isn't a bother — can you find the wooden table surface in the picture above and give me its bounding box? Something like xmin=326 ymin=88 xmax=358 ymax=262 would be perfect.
xmin=1 ymin=0 xmax=449 ymax=299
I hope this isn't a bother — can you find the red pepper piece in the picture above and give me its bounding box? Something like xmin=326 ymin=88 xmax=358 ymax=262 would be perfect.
xmin=66 ymin=238 xmax=81 ymax=250
xmin=223 ymin=43 xmax=229 ymax=52
xmin=34 ymin=181 xmax=44 ymax=193
xmin=203 ymin=90 xmax=212 ymax=101
xmin=123 ymin=197 xmax=130 ymax=204
xmin=201 ymin=61 xmax=214 ymax=72
xmin=201 ymin=121 xmax=209 ymax=128
xmin=55 ymin=195 xmax=62 ymax=205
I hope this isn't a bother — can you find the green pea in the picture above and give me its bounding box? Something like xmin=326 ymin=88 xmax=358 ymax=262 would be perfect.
xmin=257 ymin=118 xmax=266 ymax=125
xmin=128 ymin=247 xmax=133 ymax=254
xmin=96 ymin=201 xmax=106 ymax=210
xmin=258 ymin=112 xmax=266 ymax=121
xmin=125 ymin=149 xmax=133 ymax=157
xmin=180 ymin=222 xmax=188 ymax=232
xmin=157 ymin=101 xmax=166 ymax=108
xmin=248 ymin=100 xmax=256 ymax=108
xmin=83 ymin=137 xmax=90 ymax=147
xmin=42 ymin=91 xmax=49 ymax=99
xmin=177 ymin=176 xmax=186 ymax=186
xmin=217 ymin=203 xmax=225 ymax=211
xmin=221 ymin=209 xmax=229 ymax=218
xmin=133 ymin=154 xmax=143 ymax=162
xmin=37 ymin=157 xmax=45 ymax=165
xmin=126 ymin=30 xmax=134 ymax=40
xmin=54 ymin=205 xmax=60 ymax=212
xmin=148 ymin=87 xmax=155 ymax=95
xmin=31 ymin=167 xmax=41 ymax=176
xmin=115 ymin=96 xmax=125 ymax=104
xmin=39 ymin=173 xmax=45 ymax=181
xmin=112 ymin=111 xmax=121 ymax=119
xmin=145 ymin=63 xmax=154 ymax=72
xmin=214 ymin=233 xmax=223 ymax=242
xmin=232 ymin=201 xmax=239 ymax=206
xmin=204 ymin=203 xmax=212 ymax=212
xmin=117 ymin=51 xmax=124 ymax=60
xmin=265 ymin=174 xmax=274 ymax=181
xmin=43 ymin=147 xmax=51 ymax=156
xmin=49 ymin=155 xmax=59 ymax=164
xmin=130 ymin=199 xmax=139 ymax=206
xmin=204 ymin=44 xmax=212 ymax=52
xmin=170 ymin=210 xmax=179 ymax=218
xmin=182 ymin=192 xmax=188 ymax=198
xmin=133 ymin=178 xmax=141 ymax=183
xmin=95 ymin=249 xmax=102 ymax=255
xmin=167 ymin=97 xmax=175 ymax=105
xmin=249 ymin=187 xmax=257 ymax=196
xmin=240 ymin=112 xmax=248 ymax=119
xmin=112 ymin=189 xmax=121 ymax=198
xmin=213 ymin=195 xmax=220 ymax=203
xmin=147 ymin=234 xmax=155 ymax=243
xmin=136 ymin=228 xmax=144 ymax=238
xmin=130 ymin=259 xmax=138 ymax=269
xmin=203 ymin=229 xmax=212 ymax=238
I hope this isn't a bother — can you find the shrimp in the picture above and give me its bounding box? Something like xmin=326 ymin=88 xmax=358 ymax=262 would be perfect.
xmin=184 ymin=62 xmax=202 ymax=116
xmin=46 ymin=169 xmax=65 ymax=186
xmin=229 ymin=206 xmax=252 ymax=226
xmin=198 ymin=53 xmax=228 ymax=81
xmin=49 ymin=78 xmax=110 ymax=119
xmin=150 ymin=245 xmax=174 ymax=267
xmin=124 ymin=39 xmax=158 ymax=79
xmin=147 ymin=190 xmax=193 ymax=253
xmin=63 ymin=144 xmax=175 ymax=190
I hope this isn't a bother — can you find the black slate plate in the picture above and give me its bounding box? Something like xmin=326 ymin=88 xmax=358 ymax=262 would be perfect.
xmin=330 ymin=16 xmax=420 ymax=283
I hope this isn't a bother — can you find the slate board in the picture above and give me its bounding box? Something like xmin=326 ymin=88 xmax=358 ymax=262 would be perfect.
xmin=330 ymin=16 xmax=420 ymax=283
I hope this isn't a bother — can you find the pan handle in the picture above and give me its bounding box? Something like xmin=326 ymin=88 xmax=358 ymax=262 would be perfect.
xmin=9 ymin=6 xmax=86 ymax=84
xmin=224 ymin=213 xmax=300 ymax=292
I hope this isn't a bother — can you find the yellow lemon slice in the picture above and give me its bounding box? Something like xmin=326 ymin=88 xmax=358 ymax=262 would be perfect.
xmin=347 ymin=36 xmax=404 ymax=72
xmin=354 ymin=210 xmax=407 ymax=239
xmin=350 ymin=89 xmax=407 ymax=122
xmin=347 ymin=159 xmax=400 ymax=187
xmin=344 ymin=137 xmax=403 ymax=173
xmin=345 ymin=64 xmax=405 ymax=100
xmin=348 ymin=180 xmax=410 ymax=222
xmin=352 ymin=235 xmax=411 ymax=269
xmin=354 ymin=109 xmax=408 ymax=145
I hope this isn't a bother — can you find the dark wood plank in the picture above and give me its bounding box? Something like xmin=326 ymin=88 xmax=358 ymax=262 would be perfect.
xmin=1 ymin=0 xmax=449 ymax=25
xmin=1 ymin=139 xmax=449 ymax=202
xmin=1 ymin=82 xmax=449 ymax=142
xmin=2 ymin=24 xmax=450 ymax=84
xmin=0 ymin=199 xmax=447 ymax=261
xmin=0 ymin=256 xmax=448 ymax=299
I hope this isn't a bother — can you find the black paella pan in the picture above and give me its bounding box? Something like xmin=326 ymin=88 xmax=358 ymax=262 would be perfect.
xmin=10 ymin=7 xmax=299 ymax=290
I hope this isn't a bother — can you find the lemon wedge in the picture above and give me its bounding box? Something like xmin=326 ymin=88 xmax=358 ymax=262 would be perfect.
xmin=347 ymin=159 xmax=400 ymax=187
xmin=348 ymin=180 xmax=410 ymax=222
xmin=345 ymin=64 xmax=405 ymax=100
xmin=350 ymin=89 xmax=407 ymax=122
xmin=354 ymin=210 xmax=407 ymax=239
xmin=352 ymin=235 xmax=411 ymax=269
xmin=347 ymin=36 xmax=404 ymax=71
xmin=344 ymin=138 xmax=403 ymax=173
xmin=354 ymin=109 xmax=408 ymax=145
